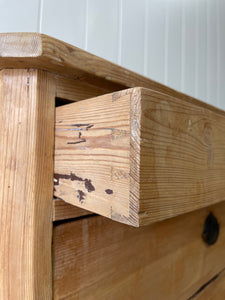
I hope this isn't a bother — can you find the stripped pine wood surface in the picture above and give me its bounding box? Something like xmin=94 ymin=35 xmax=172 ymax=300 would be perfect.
xmin=0 ymin=69 xmax=55 ymax=299
xmin=1 ymin=32 xmax=223 ymax=112
xmin=0 ymin=32 xmax=175 ymax=95
xmin=54 ymin=87 xmax=225 ymax=226
xmin=1 ymin=33 xmax=225 ymax=299
xmin=53 ymin=198 xmax=92 ymax=222
xmin=54 ymin=89 xmax=132 ymax=224
xmin=53 ymin=201 xmax=225 ymax=300
xmin=53 ymin=73 xmax=121 ymax=221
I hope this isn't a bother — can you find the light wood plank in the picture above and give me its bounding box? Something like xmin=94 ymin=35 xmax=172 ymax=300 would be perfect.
xmin=139 ymin=88 xmax=225 ymax=225
xmin=53 ymin=198 xmax=92 ymax=222
xmin=53 ymin=201 xmax=225 ymax=300
xmin=0 ymin=69 xmax=55 ymax=299
xmin=53 ymin=73 xmax=120 ymax=222
xmin=1 ymin=32 xmax=221 ymax=108
xmin=54 ymin=89 xmax=133 ymax=224
xmin=54 ymin=87 xmax=225 ymax=226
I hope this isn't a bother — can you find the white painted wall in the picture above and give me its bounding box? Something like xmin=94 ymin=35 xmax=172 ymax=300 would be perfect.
xmin=0 ymin=0 xmax=224 ymax=108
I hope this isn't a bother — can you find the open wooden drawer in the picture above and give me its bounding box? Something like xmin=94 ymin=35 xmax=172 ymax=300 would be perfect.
xmin=54 ymin=87 xmax=225 ymax=227
xmin=53 ymin=87 xmax=225 ymax=298
xmin=1 ymin=33 xmax=225 ymax=299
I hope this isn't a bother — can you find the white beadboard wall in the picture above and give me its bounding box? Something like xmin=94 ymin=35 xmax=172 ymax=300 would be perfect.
xmin=0 ymin=0 xmax=224 ymax=108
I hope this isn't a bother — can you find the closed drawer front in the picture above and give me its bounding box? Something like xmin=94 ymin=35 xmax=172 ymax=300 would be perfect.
xmin=53 ymin=201 xmax=225 ymax=299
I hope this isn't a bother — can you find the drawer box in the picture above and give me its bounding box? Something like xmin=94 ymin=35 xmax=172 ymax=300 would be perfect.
xmin=54 ymin=87 xmax=225 ymax=227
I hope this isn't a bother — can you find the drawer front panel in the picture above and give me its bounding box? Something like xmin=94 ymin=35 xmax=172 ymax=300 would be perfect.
xmin=53 ymin=201 xmax=225 ymax=299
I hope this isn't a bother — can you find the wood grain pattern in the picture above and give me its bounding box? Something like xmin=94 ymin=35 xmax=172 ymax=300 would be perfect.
xmin=193 ymin=269 xmax=225 ymax=300
xmin=1 ymin=32 xmax=223 ymax=113
xmin=53 ymin=73 xmax=121 ymax=222
xmin=54 ymin=87 xmax=225 ymax=226
xmin=55 ymin=74 xmax=123 ymax=103
xmin=139 ymin=88 xmax=225 ymax=225
xmin=53 ymin=201 xmax=225 ymax=300
xmin=0 ymin=69 xmax=55 ymax=299
xmin=53 ymin=198 xmax=92 ymax=221
xmin=54 ymin=89 xmax=133 ymax=224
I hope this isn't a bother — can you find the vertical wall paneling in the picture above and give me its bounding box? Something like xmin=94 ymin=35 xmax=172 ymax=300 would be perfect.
xmin=120 ymin=0 xmax=145 ymax=74
xmin=181 ymin=0 xmax=185 ymax=93
xmin=143 ymin=0 xmax=149 ymax=77
xmin=206 ymin=0 xmax=218 ymax=105
xmin=195 ymin=0 xmax=207 ymax=102
xmin=181 ymin=0 xmax=196 ymax=98
xmin=86 ymin=0 xmax=119 ymax=63
xmin=165 ymin=0 xmax=182 ymax=91
xmin=38 ymin=0 xmax=44 ymax=33
xmin=146 ymin=0 xmax=166 ymax=84
xmin=0 ymin=0 xmax=39 ymax=32
xmin=216 ymin=0 xmax=220 ymax=108
xmin=41 ymin=0 xmax=86 ymax=48
xmin=164 ymin=0 xmax=168 ymax=85
xmin=117 ymin=0 xmax=123 ymax=65
xmin=84 ymin=0 xmax=88 ymax=50
xmin=0 ymin=0 xmax=225 ymax=109
xmin=218 ymin=0 xmax=225 ymax=109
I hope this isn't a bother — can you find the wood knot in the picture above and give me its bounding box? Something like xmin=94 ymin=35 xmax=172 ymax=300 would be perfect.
xmin=202 ymin=213 xmax=219 ymax=246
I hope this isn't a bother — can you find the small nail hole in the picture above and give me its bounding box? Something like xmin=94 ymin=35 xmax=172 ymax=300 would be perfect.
xmin=202 ymin=212 xmax=219 ymax=246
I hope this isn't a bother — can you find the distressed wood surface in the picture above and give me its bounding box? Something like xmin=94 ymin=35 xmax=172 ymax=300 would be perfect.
xmin=53 ymin=73 xmax=121 ymax=222
xmin=53 ymin=201 xmax=225 ymax=300
xmin=139 ymin=88 xmax=225 ymax=225
xmin=53 ymin=198 xmax=92 ymax=222
xmin=54 ymin=89 xmax=133 ymax=223
xmin=193 ymin=269 xmax=225 ymax=300
xmin=1 ymin=34 xmax=225 ymax=300
xmin=2 ymin=32 xmax=224 ymax=113
xmin=0 ymin=32 xmax=173 ymax=94
xmin=54 ymin=87 xmax=225 ymax=226
xmin=0 ymin=69 xmax=55 ymax=299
